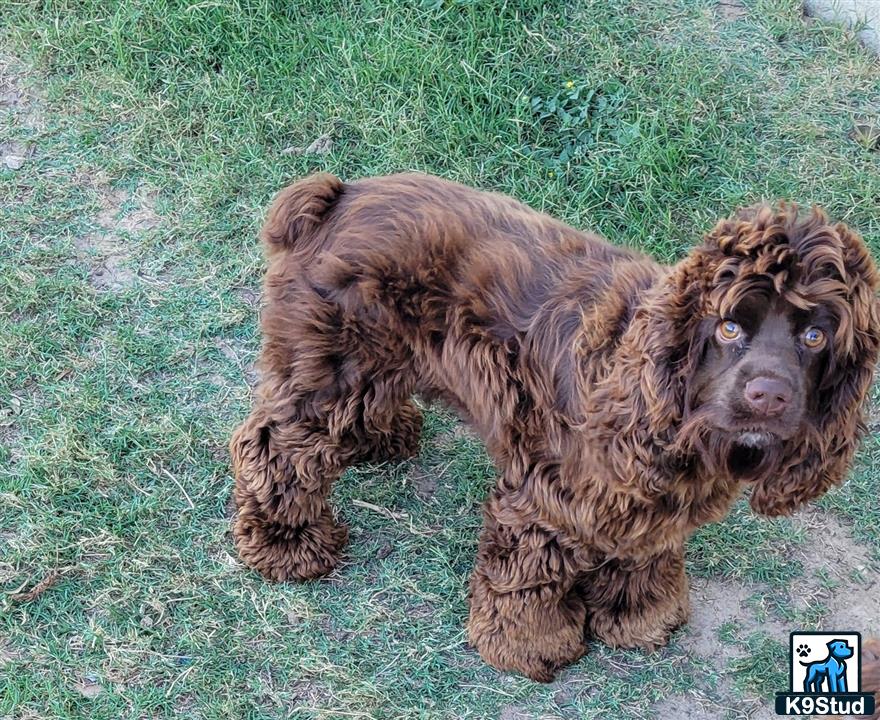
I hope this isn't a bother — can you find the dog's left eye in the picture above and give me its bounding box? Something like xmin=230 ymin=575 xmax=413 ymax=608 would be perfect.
xmin=717 ymin=319 xmax=742 ymax=342
xmin=802 ymin=327 xmax=826 ymax=349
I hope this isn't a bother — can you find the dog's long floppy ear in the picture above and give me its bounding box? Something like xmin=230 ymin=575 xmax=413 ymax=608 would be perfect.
xmin=750 ymin=216 xmax=880 ymax=516
xmin=636 ymin=253 xmax=711 ymax=439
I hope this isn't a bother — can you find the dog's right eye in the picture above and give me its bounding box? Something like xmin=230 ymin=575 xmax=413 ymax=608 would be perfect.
xmin=717 ymin=319 xmax=742 ymax=342
xmin=802 ymin=327 xmax=826 ymax=350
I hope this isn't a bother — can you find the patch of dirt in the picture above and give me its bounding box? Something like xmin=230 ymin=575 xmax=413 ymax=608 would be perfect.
xmin=215 ymin=338 xmax=260 ymax=388
xmin=498 ymin=706 xmax=531 ymax=720
xmin=375 ymin=539 xmax=393 ymax=560
xmin=173 ymin=694 xmax=198 ymax=716
xmin=429 ymin=422 xmax=481 ymax=461
xmin=789 ymin=507 xmax=880 ymax=634
xmin=682 ymin=508 xmax=880 ymax=655
xmin=233 ymin=286 xmax=261 ymax=307
xmin=288 ymin=678 xmax=334 ymax=707
xmin=1 ymin=54 xmax=41 ymax=178
xmin=716 ymin=0 xmax=747 ymax=22
xmin=660 ymin=507 xmax=880 ymax=719
xmin=652 ymin=692 xmax=772 ymax=720
xmin=408 ymin=465 xmax=438 ymax=500
xmin=681 ymin=579 xmax=787 ymax=664
xmin=851 ymin=121 xmax=880 ymax=151
xmin=0 ymin=638 xmax=23 ymax=667
xmin=316 ymin=615 xmax=354 ymax=643
xmin=804 ymin=0 xmax=880 ymax=56
xmin=73 ymin=676 xmax=103 ymax=698
xmin=137 ymin=599 xmax=168 ymax=630
xmin=358 ymin=529 xmax=397 ymax=584
xmin=867 ymin=378 xmax=880 ymax=432
xmin=1 ymin=140 xmax=33 ymax=169
xmin=0 ymin=69 xmax=24 ymax=108
xmin=281 ymin=134 xmax=333 ymax=156
xmin=74 ymin=183 xmax=160 ymax=290
xmin=225 ymin=492 xmax=238 ymax=520
xmin=0 ymin=53 xmax=44 ymax=131
xmin=445 ymin=644 xmax=485 ymax=671
xmin=407 ymin=602 xmax=438 ymax=621
xmin=0 ymin=398 xmax=22 ymax=464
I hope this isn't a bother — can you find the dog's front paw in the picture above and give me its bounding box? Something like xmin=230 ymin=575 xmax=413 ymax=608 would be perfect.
xmin=589 ymin=603 xmax=688 ymax=653
xmin=469 ymin=621 xmax=586 ymax=683
xmin=590 ymin=621 xmax=669 ymax=653
xmin=467 ymin=578 xmax=587 ymax=682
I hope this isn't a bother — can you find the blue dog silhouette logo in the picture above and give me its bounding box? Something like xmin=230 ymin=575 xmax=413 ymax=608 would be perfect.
xmin=800 ymin=639 xmax=854 ymax=693
xmin=776 ymin=632 xmax=875 ymax=716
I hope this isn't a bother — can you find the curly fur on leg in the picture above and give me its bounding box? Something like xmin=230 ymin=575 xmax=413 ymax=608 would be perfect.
xmin=355 ymin=399 xmax=423 ymax=464
xmin=230 ymin=408 xmax=351 ymax=581
xmin=467 ymin=511 xmax=587 ymax=682
xmin=583 ymin=550 xmax=690 ymax=651
xmin=230 ymin=365 xmax=418 ymax=580
xmin=234 ymin=496 xmax=347 ymax=582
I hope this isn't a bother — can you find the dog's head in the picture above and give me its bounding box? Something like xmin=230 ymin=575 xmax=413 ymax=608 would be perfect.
xmin=641 ymin=204 xmax=879 ymax=515
xmin=828 ymin=640 xmax=854 ymax=661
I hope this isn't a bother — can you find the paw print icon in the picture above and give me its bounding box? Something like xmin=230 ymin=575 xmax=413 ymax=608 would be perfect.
xmin=796 ymin=643 xmax=811 ymax=658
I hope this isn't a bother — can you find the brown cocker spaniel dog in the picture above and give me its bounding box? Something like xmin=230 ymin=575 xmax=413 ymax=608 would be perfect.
xmin=230 ymin=173 xmax=880 ymax=681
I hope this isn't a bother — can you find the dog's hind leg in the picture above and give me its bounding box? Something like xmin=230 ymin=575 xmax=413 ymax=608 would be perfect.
xmin=230 ymin=392 xmax=357 ymax=582
xmin=230 ymin=383 xmax=419 ymax=580
xmin=230 ymin=338 xmax=417 ymax=581
xmin=803 ymin=667 xmax=820 ymax=693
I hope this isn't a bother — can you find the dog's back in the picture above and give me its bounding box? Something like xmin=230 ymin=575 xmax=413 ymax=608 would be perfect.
xmin=258 ymin=173 xmax=659 ymax=419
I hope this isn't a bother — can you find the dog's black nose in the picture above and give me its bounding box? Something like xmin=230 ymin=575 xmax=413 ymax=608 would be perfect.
xmin=744 ymin=376 xmax=792 ymax=417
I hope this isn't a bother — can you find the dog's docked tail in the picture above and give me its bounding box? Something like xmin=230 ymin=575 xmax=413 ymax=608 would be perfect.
xmin=261 ymin=172 xmax=344 ymax=256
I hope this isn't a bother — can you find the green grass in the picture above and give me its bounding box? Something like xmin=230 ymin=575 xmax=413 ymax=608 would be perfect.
xmin=1 ymin=0 xmax=879 ymax=718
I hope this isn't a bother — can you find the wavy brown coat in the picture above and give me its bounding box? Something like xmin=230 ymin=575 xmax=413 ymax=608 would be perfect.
xmin=230 ymin=173 xmax=880 ymax=681
xmin=864 ymin=638 xmax=880 ymax=720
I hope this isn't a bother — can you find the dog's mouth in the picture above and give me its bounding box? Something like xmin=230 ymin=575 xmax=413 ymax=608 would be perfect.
xmin=726 ymin=431 xmax=776 ymax=479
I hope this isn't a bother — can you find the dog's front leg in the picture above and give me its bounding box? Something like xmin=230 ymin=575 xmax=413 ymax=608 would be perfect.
xmin=830 ymin=668 xmax=846 ymax=693
xmin=467 ymin=516 xmax=587 ymax=682
xmin=583 ymin=547 xmax=689 ymax=652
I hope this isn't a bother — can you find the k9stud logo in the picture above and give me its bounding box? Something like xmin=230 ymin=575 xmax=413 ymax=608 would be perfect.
xmin=776 ymin=632 xmax=875 ymax=716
